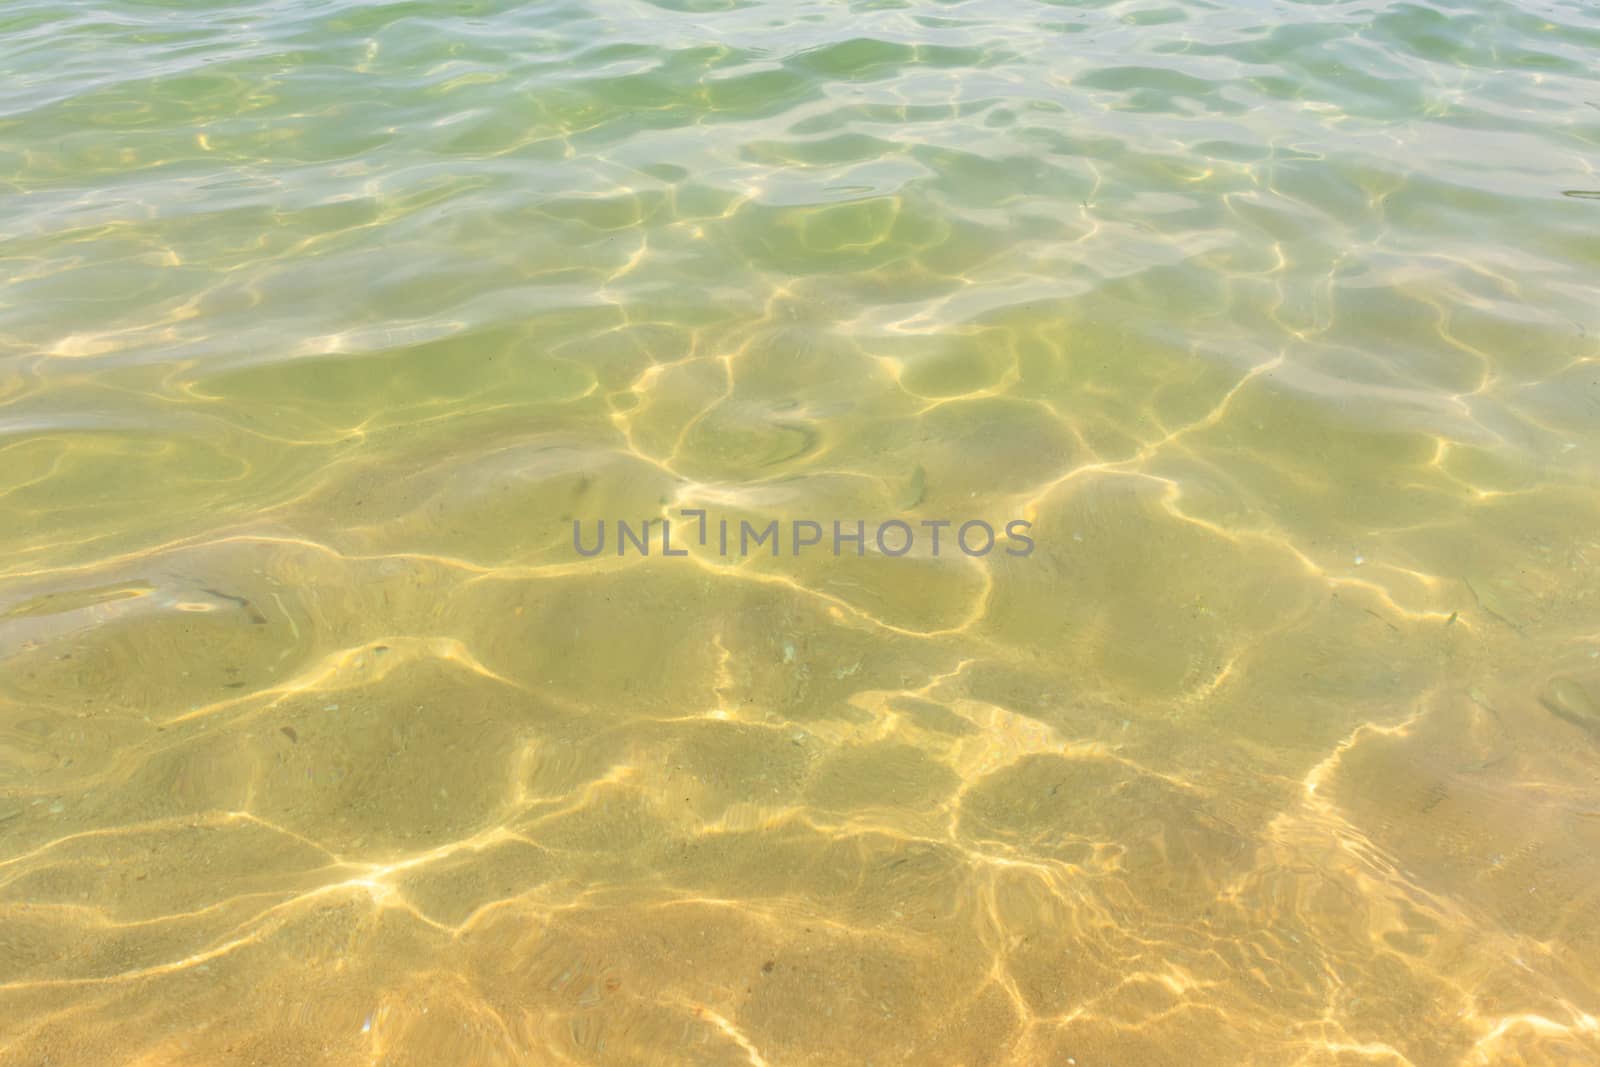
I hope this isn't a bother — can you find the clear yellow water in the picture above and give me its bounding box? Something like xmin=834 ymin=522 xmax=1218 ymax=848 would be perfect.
xmin=3 ymin=0 xmax=1600 ymax=1063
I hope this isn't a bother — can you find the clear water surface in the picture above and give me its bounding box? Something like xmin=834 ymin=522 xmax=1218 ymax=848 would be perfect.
xmin=2 ymin=0 xmax=1599 ymax=1063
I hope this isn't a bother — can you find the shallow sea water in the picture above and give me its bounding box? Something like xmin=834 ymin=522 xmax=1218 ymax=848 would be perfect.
xmin=3 ymin=0 xmax=1600 ymax=1063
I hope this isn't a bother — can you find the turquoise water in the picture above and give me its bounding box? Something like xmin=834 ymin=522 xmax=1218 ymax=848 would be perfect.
xmin=3 ymin=1 xmax=1600 ymax=1063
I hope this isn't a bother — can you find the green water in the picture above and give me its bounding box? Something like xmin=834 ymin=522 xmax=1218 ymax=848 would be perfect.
xmin=3 ymin=0 xmax=1600 ymax=1063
